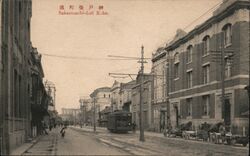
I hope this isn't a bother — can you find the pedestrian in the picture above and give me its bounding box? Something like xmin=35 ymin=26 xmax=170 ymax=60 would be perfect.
xmin=219 ymin=123 xmax=226 ymax=144
xmin=132 ymin=122 xmax=136 ymax=133
xmin=60 ymin=125 xmax=67 ymax=138
xmin=42 ymin=121 xmax=48 ymax=135
xmin=49 ymin=124 xmax=52 ymax=131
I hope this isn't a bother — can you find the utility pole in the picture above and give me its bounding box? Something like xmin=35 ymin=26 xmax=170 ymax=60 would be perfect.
xmin=93 ymin=97 xmax=96 ymax=133
xmin=211 ymin=32 xmax=234 ymax=126
xmin=221 ymin=36 xmax=225 ymax=124
xmin=108 ymin=46 xmax=159 ymax=142
xmin=139 ymin=45 xmax=145 ymax=142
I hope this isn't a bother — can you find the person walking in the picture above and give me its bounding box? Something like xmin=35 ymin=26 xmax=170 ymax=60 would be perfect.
xmin=132 ymin=122 xmax=136 ymax=133
xmin=60 ymin=125 xmax=67 ymax=138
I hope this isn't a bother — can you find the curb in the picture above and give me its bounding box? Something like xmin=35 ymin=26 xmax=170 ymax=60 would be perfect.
xmin=9 ymin=136 xmax=41 ymax=156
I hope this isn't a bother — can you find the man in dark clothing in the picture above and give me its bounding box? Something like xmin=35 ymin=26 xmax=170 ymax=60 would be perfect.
xmin=132 ymin=122 xmax=136 ymax=133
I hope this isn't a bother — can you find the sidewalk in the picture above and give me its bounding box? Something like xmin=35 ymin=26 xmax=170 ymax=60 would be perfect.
xmin=10 ymin=128 xmax=56 ymax=155
xmin=10 ymin=136 xmax=41 ymax=155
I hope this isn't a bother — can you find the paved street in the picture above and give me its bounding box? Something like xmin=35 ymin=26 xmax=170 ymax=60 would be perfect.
xmin=73 ymin=126 xmax=249 ymax=156
xmin=22 ymin=126 xmax=249 ymax=155
xmin=22 ymin=127 xmax=128 ymax=155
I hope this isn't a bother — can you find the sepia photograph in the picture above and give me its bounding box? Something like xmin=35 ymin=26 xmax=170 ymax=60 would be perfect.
xmin=0 ymin=0 xmax=249 ymax=155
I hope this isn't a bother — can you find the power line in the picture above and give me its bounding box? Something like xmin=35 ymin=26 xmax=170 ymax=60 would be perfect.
xmin=42 ymin=53 xmax=145 ymax=61
xmin=166 ymin=1 xmax=222 ymax=43
xmin=183 ymin=1 xmax=222 ymax=31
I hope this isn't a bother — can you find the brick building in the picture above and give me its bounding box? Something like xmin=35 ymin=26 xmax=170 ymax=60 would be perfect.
xmin=166 ymin=0 xmax=249 ymax=135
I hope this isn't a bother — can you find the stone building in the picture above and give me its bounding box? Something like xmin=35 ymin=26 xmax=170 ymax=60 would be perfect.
xmin=0 ymin=0 xmax=33 ymax=154
xmin=131 ymin=74 xmax=153 ymax=130
xmin=111 ymin=80 xmax=121 ymax=111
xmin=119 ymin=80 xmax=136 ymax=112
xmin=90 ymin=87 xmax=111 ymax=126
xmin=30 ymin=47 xmax=51 ymax=138
xmin=166 ymin=0 xmax=249 ymax=135
xmin=151 ymin=47 xmax=168 ymax=132
xmin=61 ymin=108 xmax=81 ymax=125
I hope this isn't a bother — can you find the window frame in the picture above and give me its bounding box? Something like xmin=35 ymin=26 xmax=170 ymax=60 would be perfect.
xmin=187 ymin=70 xmax=193 ymax=88
xmin=222 ymin=24 xmax=232 ymax=47
xmin=203 ymin=35 xmax=210 ymax=56
xmin=202 ymin=95 xmax=210 ymax=116
xmin=186 ymin=45 xmax=193 ymax=63
xmin=202 ymin=64 xmax=210 ymax=84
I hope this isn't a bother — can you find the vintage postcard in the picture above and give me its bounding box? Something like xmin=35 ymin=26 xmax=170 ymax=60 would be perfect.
xmin=0 ymin=0 xmax=249 ymax=155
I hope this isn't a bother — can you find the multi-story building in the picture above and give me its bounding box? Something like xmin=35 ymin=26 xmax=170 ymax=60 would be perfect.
xmin=120 ymin=80 xmax=136 ymax=112
xmin=30 ymin=47 xmax=51 ymax=138
xmin=166 ymin=0 xmax=249 ymax=135
xmin=111 ymin=81 xmax=121 ymax=111
xmin=131 ymin=74 xmax=153 ymax=130
xmin=79 ymin=98 xmax=93 ymax=125
xmin=0 ymin=0 xmax=33 ymax=154
xmin=61 ymin=108 xmax=81 ymax=125
xmin=90 ymin=87 xmax=111 ymax=126
xmin=151 ymin=47 xmax=168 ymax=132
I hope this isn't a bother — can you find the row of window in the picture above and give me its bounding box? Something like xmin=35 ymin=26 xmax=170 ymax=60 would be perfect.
xmin=174 ymin=24 xmax=232 ymax=65
xmin=103 ymin=94 xmax=111 ymax=98
xmin=183 ymin=62 xmax=231 ymax=89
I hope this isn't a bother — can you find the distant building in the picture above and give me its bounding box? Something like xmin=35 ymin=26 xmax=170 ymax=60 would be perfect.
xmin=111 ymin=81 xmax=122 ymax=111
xmin=61 ymin=108 xmax=81 ymax=125
xmin=166 ymin=0 xmax=249 ymax=135
xmin=131 ymin=74 xmax=153 ymax=130
xmin=90 ymin=87 xmax=111 ymax=126
xmin=79 ymin=98 xmax=92 ymax=124
xmin=120 ymin=80 xmax=136 ymax=112
xmin=151 ymin=47 xmax=168 ymax=132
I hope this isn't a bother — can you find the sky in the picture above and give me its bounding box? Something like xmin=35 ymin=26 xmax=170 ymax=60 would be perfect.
xmin=31 ymin=0 xmax=222 ymax=113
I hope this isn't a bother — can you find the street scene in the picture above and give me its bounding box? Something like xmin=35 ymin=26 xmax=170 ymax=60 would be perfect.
xmin=0 ymin=0 xmax=249 ymax=155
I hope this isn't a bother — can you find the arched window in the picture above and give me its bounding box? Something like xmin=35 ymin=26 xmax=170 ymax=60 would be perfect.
xmin=202 ymin=35 xmax=210 ymax=56
xmin=187 ymin=45 xmax=193 ymax=63
xmin=174 ymin=52 xmax=180 ymax=63
xmin=222 ymin=24 xmax=232 ymax=46
xmin=104 ymin=94 xmax=106 ymax=98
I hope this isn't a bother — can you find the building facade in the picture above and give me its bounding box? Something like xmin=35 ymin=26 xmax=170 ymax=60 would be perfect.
xmin=131 ymin=74 xmax=153 ymax=130
xmin=111 ymin=81 xmax=121 ymax=111
xmin=61 ymin=108 xmax=81 ymax=125
xmin=30 ymin=47 xmax=51 ymax=138
xmin=0 ymin=0 xmax=33 ymax=154
xmin=166 ymin=0 xmax=249 ymax=135
xmin=90 ymin=87 xmax=111 ymax=126
xmin=120 ymin=80 xmax=136 ymax=112
xmin=151 ymin=47 xmax=168 ymax=132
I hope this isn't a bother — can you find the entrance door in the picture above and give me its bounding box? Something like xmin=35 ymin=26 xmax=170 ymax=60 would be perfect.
xmin=160 ymin=111 xmax=165 ymax=132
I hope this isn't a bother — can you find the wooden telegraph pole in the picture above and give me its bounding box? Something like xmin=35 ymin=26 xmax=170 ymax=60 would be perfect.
xmin=211 ymin=32 xmax=234 ymax=126
xmin=139 ymin=45 xmax=145 ymax=142
xmin=107 ymin=45 xmax=151 ymax=142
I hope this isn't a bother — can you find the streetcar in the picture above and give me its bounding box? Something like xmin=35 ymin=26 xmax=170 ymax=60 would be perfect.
xmin=107 ymin=111 xmax=132 ymax=133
